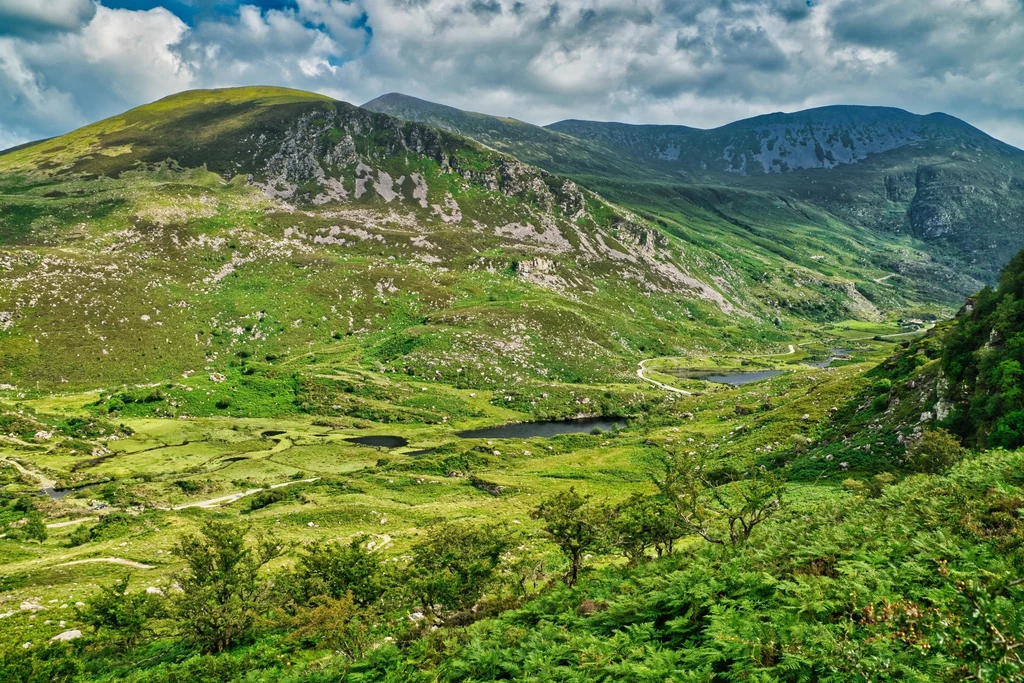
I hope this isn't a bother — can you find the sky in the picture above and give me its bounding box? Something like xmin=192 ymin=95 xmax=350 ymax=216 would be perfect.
xmin=0 ymin=0 xmax=1022 ymax=149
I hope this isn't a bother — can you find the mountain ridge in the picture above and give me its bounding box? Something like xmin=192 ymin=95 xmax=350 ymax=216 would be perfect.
xmin=367 ymin=92 xmax=1024 ymax=287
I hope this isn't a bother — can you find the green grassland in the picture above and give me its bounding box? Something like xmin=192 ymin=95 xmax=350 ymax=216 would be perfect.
xmin=0 ymin=88 xmax=1018 ymax=680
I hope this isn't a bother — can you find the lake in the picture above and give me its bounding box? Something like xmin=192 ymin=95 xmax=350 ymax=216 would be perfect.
xmin=457 ymin=416 xmax=625 ymax=439
xmin=43 ymin=483 xmax=101 ymax=500
xmin=345 ymin=436 xmax=409 ymax=448
xmin=667 ymin=369 xmax=784 ymax=385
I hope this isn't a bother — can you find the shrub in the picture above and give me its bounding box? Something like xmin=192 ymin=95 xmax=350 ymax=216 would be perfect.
xmin=906 ymin=428 xmax=966 ymax=474
xmin=294 ymin=538 xmax=387 ymax=607
xmin=407 ymin=523 xmax=512 ymax=617
xmin=171 ymin=520 xmax=282 ymax=652
xmin=78 ymin=575 xmax=160 ymax=648
xmin=531 ymin=488 xmax=609 ymax=586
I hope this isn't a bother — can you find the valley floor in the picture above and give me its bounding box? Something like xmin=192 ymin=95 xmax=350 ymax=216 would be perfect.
xmin=3 ymin=322 xmax=983 ymax=681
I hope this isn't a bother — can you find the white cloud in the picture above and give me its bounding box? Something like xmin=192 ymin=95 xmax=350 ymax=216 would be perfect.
xmin=0 ymin=0 xmax=1022 ymax=151
xmin=0 ymin=6 xmax=188 ymax=146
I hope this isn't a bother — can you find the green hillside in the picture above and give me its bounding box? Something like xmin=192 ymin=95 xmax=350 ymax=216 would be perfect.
xmin=1 ymin=87 xmax=960 ymax=393
xmin=549 ymin=107 xmax=1024 ymax=284
xmin=1 ymin=87 xmax=1022 ymax=682
xmin=370 ymin=94 xmax=1024 ymax=288
xmin=0 ymin=87 xmax=774 ymax=392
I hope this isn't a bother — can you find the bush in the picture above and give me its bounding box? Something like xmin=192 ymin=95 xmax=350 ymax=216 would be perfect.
xmin=68 ymin=524 xmax=91 ymax=547
xmin=78 ymin=575 xmax=160 ymax=648
xmin=173 ymin=479 xmax=203 ymax=494
xmin=531 ymin=488 xmax=608 ymax=586
xmin=23 ymin=514 xmax=47 ymax=543
xmin=294 ymin=538 xmax=387 ymax=607
xmin=171 ymin=520 xmax=282 ymax=652
xmin=407 ymin=523 xmax=512 ymax=617
xmin=906 ymin=428 xmax=966 ymax=474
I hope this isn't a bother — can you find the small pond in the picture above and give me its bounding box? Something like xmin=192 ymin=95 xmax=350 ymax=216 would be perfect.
xmin=345 ymin=435 xmax=409 ymax=448
xmin=457 ymin=417 xmax=625 ymax=439
xmin=667 ymin=369 xmax=784 ymax=385
xmin=43 ymin=483 xmax=101 ymax=500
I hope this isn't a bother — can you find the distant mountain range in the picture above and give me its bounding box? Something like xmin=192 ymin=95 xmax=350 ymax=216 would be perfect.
xmin=0 ymin=86 xmax=1017 ymax=389
xmin=365 ymin=94 xmax=1024 ymax=285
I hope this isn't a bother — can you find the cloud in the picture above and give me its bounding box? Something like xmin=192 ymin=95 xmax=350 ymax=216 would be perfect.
xmin=0 ymin=6 xmax=189 ymax=144
xmin=0 ymin=0 xmax=1022 ymax=151
xmin=176 ymin=1 xmax=370 ymax=85
xmin=0 ymin=0 xmax=97 ymax=37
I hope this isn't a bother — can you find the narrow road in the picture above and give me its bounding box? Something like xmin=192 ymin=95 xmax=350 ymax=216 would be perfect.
xmin=55 ymin=557 xmax=154 ymax=569
xmin=637 ymin=343 xmax=794 ymax=395
xmin=167 ymin=477 xmax=319 ymax=510
xmin=0 ymin=457 xmax=56 ymax=491
xmin=637 ymin=359 xmax=691 ymax=395
xmin=46 ymin=517 xmax=96 ymax=529
xmin=847 ymin=321 xmax=936 ymax=342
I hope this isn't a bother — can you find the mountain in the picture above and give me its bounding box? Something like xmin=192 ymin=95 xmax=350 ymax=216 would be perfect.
xmin=362 ymin=93 xmax=655 ymax=179
xmin=2 ymin=88 xmax=1010 ymax=392
xmin=548 ymin=106 xmax=1008 ymax=174
xmin=368 ymin=95 xmax=995 ymax=306
xmin=545 ymin=119 xmax=698 ymax=163
xmin=549 ymin=106 xmax=1024 ymax=282
xmin=0 ymin=87 xmax=788 ymax=391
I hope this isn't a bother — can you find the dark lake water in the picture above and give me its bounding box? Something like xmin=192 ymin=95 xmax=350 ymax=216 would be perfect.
xmin=345 ymin=435 xmax=409 ymax=448
xmin=668 ymin=369 xmax=784 ymax=385
xmin=457 ymin=417 xmax=625 ymax=439
xmin=43 ymin=483 xmax=100 ymax=500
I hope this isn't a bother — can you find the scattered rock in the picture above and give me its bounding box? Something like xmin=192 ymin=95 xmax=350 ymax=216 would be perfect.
xmin=50 ymin=629 xmax=81 ymax=643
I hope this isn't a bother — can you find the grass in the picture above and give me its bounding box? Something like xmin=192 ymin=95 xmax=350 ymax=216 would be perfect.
xmin=0 ymin=87 xmax=993 ymax=678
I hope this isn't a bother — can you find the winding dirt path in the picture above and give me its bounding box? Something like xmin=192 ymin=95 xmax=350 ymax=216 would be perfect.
xmin=46 ymin=517 xmax=96 ymax=529
xmin=167 ymin=477 xmax=319 ymax=511
xmin=637 ymin=359 xmax=692 ymax=395
xmin=0 ymin=457 xmax=56 ymax=491
xmin=55 ymin=557 xmax=154 ymax=569
xmin=637 ymin=343 xmax=795 ymax=394
xmin=846 ymin=321 xmax=936 ymax=342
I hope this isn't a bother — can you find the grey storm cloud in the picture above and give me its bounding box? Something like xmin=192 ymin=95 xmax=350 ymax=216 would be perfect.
xmin=0 ymin=0 xmax=1023 ymax=151
xmin=0 ymin=0 xmax=97 ymax=37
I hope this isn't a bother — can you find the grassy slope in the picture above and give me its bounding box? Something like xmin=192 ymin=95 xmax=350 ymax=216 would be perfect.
xmin=367 ymin=95 xmax=989 ymax=308
xmin=1 ymin=87 xmax=932 ymax=394
xmin=548 ymin=108 xmax=1024 ymax=285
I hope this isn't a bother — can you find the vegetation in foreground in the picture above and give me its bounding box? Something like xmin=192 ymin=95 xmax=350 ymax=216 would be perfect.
xmin=1 ymin=441 xmax=1020 ymax=681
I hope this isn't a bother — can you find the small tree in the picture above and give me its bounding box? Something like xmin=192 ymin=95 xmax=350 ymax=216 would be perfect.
xmin=79 ymin=575 xmax=160 ymax=648
xmin=290 ymin=593 xmax=373 ymax=669
xmin=607 ymin=493 xmax=679 ymax=566
xmin=294 ymin=537 xmax=387 ymax=607
xmin=23 ymin=514 xmax=47 ymax=544
xmin=531 ymin=487 xmax=608 ymax=586
xmin=407 ymin=523 xmax=511 ymax=618
xmin=172 ymin=519 xmax=282 ymax=652
xmin=653 ymin=446 xmax=783 ymax=547
xmin=906 ymin=428 xmax=965 ymax=474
